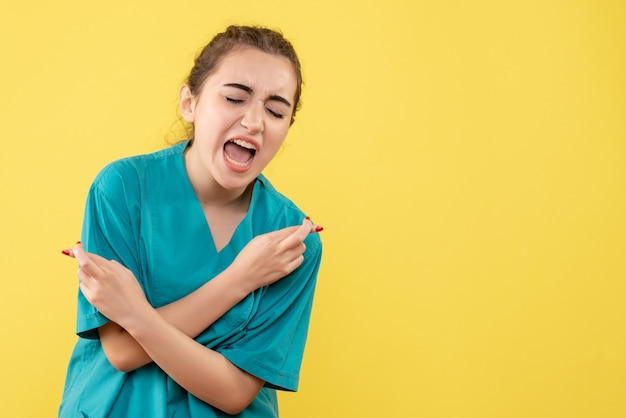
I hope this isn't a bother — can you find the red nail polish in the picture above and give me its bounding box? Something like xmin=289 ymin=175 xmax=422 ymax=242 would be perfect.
xmin=314 ymin=226 xmax=324 ymax=232
xmin=61 ymin=249 xmax=71 ymax=256
xmin=76 ymin=241 xmax=82 ymax=244
xmin=305 ymin=216 xmax=311 ymax=221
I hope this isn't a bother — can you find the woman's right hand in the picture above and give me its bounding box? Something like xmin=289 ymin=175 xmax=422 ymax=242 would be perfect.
xmin=231 ymin=217 xmax=320 ymax=291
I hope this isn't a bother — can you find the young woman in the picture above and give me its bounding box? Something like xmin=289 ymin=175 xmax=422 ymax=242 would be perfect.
xmin=59 ymin=25 xmax=323 ymax=418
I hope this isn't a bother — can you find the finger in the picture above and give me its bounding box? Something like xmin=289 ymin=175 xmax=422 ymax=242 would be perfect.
xmin=285 ymin=253 xmax=305 ymax=273
xmin=281 ymin=218 xmax=313 ymax=247
xmin=305 ymin=216 xmax=324 ymax=233
xmin=73 ymin=243 xmax=105 ymax=277
xmin=71 ymin=242 xmax=111 ymax=265
xmin=78 ymin=280 xmax=92 ymax=301
xmin=61 ymin=249 xmax=75 ymax=258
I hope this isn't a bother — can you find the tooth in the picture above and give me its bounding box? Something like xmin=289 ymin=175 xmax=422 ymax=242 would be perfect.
xmin=232 ymin=139 xmax=256 ymax=150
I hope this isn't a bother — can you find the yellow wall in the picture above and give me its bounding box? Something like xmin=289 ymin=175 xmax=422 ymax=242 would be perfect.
xmin=1 ymin=1 xmax=625 ymax=417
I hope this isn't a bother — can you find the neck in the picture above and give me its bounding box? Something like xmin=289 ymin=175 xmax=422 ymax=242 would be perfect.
xmin=198 ymin=182 xmax=254 ymax=210
xmin=183 ymin=145 xmax=254 ymax=208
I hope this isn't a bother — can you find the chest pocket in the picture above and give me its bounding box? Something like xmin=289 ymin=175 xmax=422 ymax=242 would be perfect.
xmin=195 ymin=290 xmax=260 ymax=349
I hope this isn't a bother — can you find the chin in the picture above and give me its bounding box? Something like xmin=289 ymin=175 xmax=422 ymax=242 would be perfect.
xmin=218 ymin=173 xmax=257 ymax=191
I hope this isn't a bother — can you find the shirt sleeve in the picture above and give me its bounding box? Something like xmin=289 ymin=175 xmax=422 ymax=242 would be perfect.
xmin=217 ymin=234 xmax=322 ymax=392
xmin=75 ymin=161 xmax=143 ymax=339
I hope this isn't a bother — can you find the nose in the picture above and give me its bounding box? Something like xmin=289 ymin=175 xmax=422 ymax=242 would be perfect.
xmin=240 ymin=100 xmax=264 ymax=134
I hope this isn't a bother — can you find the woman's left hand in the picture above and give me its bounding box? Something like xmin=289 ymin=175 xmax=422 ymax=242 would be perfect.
xmin=67 ymin=243 xmax=151 ymax=328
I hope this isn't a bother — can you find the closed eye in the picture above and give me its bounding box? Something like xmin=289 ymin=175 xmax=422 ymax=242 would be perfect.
xmin=267 ymin=108 xmax=284 ymax=119
xmin=226 ymin=97 xmax=244 ymax=104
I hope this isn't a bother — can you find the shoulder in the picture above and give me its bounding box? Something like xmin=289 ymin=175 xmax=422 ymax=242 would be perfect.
xmin=255 ymin=175 xmax=301 ymax=214
xmin=91 ymin=142 xmax=187 ymax=196
xmin=254 ymin=175 xmax=322 ymax=252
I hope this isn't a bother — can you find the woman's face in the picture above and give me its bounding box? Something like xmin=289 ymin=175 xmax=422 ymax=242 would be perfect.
xmin=181 ymin=47 xmax=297 ymax=192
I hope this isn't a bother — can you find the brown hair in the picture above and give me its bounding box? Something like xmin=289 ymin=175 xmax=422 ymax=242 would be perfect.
xmin=187 ymin=25 xmax=303 ymax=125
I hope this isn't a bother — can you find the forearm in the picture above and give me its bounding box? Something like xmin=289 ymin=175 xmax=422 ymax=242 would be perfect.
xmin=160 ymin=265 xmax=250 ymax=335
xmin=100 ymin=266 xmax=251 ymax=372
xmin=124 ymin=305 xmax=263 ymax=414
xmin=86 ymin=220 xmax=314 ymax=372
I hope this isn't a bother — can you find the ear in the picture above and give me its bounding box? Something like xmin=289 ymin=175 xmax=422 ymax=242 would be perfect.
xmin=179 ymin=85 xmax=196 ymax=123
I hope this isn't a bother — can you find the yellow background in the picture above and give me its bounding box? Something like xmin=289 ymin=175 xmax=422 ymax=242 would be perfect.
xmin=1 ymin=0 xmax=625 ymax=417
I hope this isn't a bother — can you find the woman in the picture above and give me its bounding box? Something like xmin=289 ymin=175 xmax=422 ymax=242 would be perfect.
xmin=59 ymin=25 xmax=323 ymax=418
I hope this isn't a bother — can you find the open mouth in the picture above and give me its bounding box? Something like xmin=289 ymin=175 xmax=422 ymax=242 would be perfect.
xmin=224 ymin=139 xmax=257 ymax=167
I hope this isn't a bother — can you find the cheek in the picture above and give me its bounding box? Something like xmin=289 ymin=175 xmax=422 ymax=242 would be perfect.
xmin=195 ymin=109 xmax=237 ymax=135
xmin=265 ymin=133 xmax=288 ymax=156
xmin=267 ymin=122 xmax=290 ymax=143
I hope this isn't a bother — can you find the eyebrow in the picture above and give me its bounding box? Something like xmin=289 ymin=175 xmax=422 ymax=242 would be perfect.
xmin=223 ymin=83 xmax=292 ymax=108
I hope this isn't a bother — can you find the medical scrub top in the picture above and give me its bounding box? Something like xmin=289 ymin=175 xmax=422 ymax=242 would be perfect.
xmin=59 ymin=141 xmax=322 ymax=418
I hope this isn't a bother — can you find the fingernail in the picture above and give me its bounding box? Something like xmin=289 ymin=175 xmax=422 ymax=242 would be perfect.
xmin=61 ymin=249 xmax=71 ymax=256
xmin=314 ymin=226 xmax=324 ymax=232
xmin=305 ymin=216 xmax=311 ymax=221
xmin=76 ymin=241 xmax=82 ymax=244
